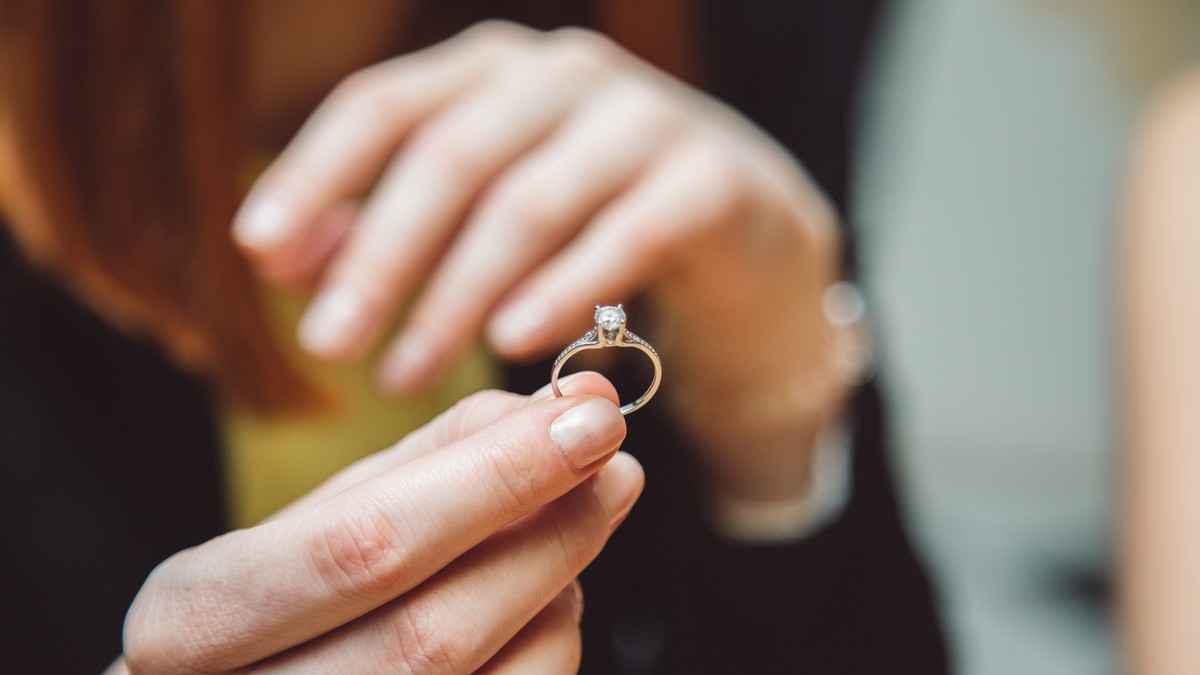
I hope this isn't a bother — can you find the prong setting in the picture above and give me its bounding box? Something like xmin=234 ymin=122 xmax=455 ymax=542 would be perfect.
xmin=594 ymin=304 xmax=626 ymax=342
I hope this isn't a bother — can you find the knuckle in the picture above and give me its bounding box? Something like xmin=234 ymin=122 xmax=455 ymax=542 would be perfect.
xmin=620 ymin=80 xmax=676 ymax=127
xmin=409 ymin=125 xmax=487 ymax=180
xmin=687 ymin=141 xmax=734 ymax=183
xmin=548 ymin=27 xmax=619 ymax=61
xmin=462 ymin=19 xmax=532 ymax=48
xmin=331 ymin=67 xmax=380 ymax=102
xmin=628 ymin=226 xmax=675 ymax=268
xmin=544 ymin=502 xmax=601 ymax=573
xmin=441 ymin=389 xmax=513 ymax=443
xmin=511 ymin=200 xmax=564 ymax=241
xmin=327 ymin=67 xmax=405 ymax=131
xmin=686 ymin=144 xmax=745 ymax=218
xmin=543 ymin=28 xmax=620 ymax=80
xmin=330 ymin=67 xmax=391 ymax=115
xmin=489 ymin=180 xmax=567 ymax=240
xmin=483 ymin=431 xmax=544 ymax=520
xmin=310 ymin=501 xmax=413 ymax=599
xmin=388 ymin=597 xmax=480 ymax=673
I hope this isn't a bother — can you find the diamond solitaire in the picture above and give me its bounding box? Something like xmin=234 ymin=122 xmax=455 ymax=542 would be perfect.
xmin=551 ymin=305 xmax=662 ymax=415
xmin=595 ymin=305 xmax=626 ymax=334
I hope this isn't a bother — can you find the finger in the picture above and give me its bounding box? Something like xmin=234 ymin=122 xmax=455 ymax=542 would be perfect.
xmin=296 ymin=40 xmax=614 ymax=362
xmin=269 ymin=371 xmax=620 ymax=521
xmin=255 ymin=200 xmax=358 ymax=289
xmin=261 ymin=388 xmax=527 ymax=524
xmin=376 ymin=80 xmax=675 ymax=394
xmin=476 ymin=582 xmax=584 ymax=675
xmin=490 ymin=139 xmax=745 ymax=359
xmin=254 ymin=455 xmax=641 ymax=675
xmin=233 ymin=21 xmax=530 ymax=261
xmin=122 ymin=393 xmax=626 ymax=674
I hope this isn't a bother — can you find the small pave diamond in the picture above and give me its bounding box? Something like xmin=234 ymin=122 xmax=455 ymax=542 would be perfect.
xmin=595 ymin=305 xmax=625 ymax=331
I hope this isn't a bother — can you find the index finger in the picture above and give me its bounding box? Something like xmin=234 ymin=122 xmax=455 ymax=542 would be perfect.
xmin=267 ymin=370 xmax=620 ymax=522
xmin=232 ymin=22 xmax=529 ymax=261
xmin=122 ymin=392 xmax=626 ymax=674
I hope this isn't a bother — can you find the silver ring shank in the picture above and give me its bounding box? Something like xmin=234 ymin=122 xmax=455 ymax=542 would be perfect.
xmin=551 ymin=327 xmax=662 ymax=416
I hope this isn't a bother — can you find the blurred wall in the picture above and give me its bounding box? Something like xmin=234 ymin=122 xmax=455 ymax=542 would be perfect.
xmin=854 ymin=0 xmax=1150 ymax=672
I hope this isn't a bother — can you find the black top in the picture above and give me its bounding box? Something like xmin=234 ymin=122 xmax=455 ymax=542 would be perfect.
xmin=0 ymin=1 xmax=948 ymax=672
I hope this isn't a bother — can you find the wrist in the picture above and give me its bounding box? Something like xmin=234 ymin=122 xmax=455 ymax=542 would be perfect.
xmin=661 ymin=281 xmax=872 ymax=502
xmin=709 ymin=415 xmax=852 ymax=542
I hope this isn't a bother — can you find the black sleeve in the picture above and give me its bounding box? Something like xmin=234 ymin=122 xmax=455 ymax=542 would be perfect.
xmin=696 ymin=0 xmax=884 ymax=276
xmin=574 ymin=383 xmax=949 ymax=674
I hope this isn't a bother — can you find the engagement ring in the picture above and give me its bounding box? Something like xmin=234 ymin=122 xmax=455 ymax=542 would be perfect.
xmin=551 ymin=305 xmax=662 ymax=415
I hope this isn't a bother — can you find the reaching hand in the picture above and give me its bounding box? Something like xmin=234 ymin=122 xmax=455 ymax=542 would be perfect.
xmin=235 ymin=18 xmax=844 ymax=513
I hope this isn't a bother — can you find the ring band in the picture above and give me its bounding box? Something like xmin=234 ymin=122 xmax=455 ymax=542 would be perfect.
xmin=551 ymin=305 xmax=662 ymax=415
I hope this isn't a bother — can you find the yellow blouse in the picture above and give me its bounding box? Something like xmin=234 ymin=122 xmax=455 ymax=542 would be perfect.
xmin=220 ymin=288 xmax=496 ymax=527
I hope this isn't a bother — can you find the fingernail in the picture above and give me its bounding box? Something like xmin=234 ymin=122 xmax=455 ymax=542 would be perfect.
xmin=590 ymin=452 xmax=643 ymax=529
xmin=490 ymin=298 xmax=551 ymax=351
xmin=298 ymin=286 xmax=367 ymax=358
xmin=379 ymin=336 xmax=435 ymax=394
xmin=234 ymin=196 xmax=291 ymax=249
xmin=549 ymin=398 xmax=624 ymax=469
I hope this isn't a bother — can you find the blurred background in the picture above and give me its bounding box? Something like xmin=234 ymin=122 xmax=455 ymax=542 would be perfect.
xmin=856 ymin=0 xmax=1197 ymax=672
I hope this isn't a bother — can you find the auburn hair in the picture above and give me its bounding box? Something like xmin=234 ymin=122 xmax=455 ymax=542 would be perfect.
xmin=0 ymin=0 xmax=692 ymax=415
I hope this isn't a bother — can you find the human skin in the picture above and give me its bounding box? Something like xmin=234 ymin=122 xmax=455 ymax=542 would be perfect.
xmin=108 ymin=372 xmax=640 ymax=674
xmin=107 ymin=8 xmax=856 ymax=671
xmin=235 ymin=18 xmax=847 ymax=510
xmin=106 ymin=8 xmax=850 ymax=672
xmin=1121 ymin=70 xmax=1200 ymax=674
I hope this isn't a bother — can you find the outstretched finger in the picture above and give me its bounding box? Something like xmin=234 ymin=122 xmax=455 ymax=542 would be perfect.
xmin=234 ymin=22 xmax=531 ymax=268
xmin=375 ymin=79 xmax=673 ymax=394
xmin=489 ymin=139 xmax=746 ymax=359
xmin=294 ymin=38 xmax=608 ymax=362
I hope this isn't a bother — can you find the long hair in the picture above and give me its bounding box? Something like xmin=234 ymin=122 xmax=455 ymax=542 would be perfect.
xmin=0 ymin=0 xmax=316 ymax=413
xmin=0 ymin=0 xmax=693 ymax=415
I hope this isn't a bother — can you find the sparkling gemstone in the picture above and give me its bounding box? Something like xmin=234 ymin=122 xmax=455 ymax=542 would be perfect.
xmin=595 ymin=305 xmax=625 ymax=331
